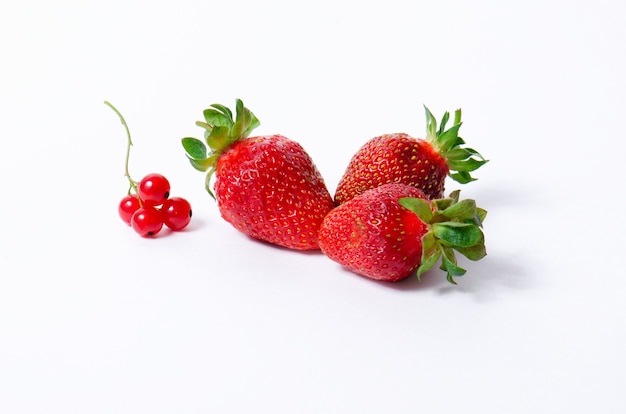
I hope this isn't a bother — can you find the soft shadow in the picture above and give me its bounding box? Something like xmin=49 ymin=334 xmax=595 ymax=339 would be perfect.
xmin=434 ymin=252 xmax=533 ymax=301
xmin=241 ymin=235 xmax=326 ymax=256
xmin=357 ymin=251 xmax=533 ymax=298
xmin=326 ymin=265 xmax=447 ymax=292
xmin=367 ymin=270 xmax=444 ymax=291
xmin=462 ymin=181 xmax=542 ymax=209
xmin=178 ymin=217 xmax=208 ymax=233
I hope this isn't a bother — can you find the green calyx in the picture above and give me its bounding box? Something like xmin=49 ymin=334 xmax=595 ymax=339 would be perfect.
xmin=181 ymin=99 xmax=260 ymax=198
xmin=424 ymin=105 xmax=488 ymax=184
xmin=399 ymin=190 xmax=487 ymax=284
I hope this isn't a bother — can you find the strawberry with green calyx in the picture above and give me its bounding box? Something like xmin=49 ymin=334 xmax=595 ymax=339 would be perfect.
xmin=182 ymin=99 xmax=336 ymax=250
xmin=318 ymin=183 xmax=487 ymax=284
xmin=334 ymin=105 xmax=487 ymax=204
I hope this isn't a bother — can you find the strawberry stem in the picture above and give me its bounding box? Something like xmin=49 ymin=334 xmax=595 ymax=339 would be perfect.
xmin=423 ymin=105 xmax=488 ymax=184
xmin=181 ymin=99 xmax=261 ymax=200
xmin=104 ymin=101 xmax=141 ymax=203
xmin=399 ymin=190 xmax=487 ymax=284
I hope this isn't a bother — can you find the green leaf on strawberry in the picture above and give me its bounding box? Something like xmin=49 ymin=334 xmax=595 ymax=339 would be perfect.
xmin=182 ymin=99 xmax=261 ymax=199
xmin=440 ymin=199 xmax=478 ymax=221
xmin=399 ymin=189 xmax=487 ymax=284
xmin=457 ymin=234 xmax=487 ymax=261
xmin=395 ymin=197 xmax=433 ymax=223
xmin=432 ymin=222 xmax=483 ymax=247
xmin=181 ymin=137 xmax=207 ymax=160
xmin=181 ymin=137 xmax=217 ymax=174
xmin=203 ymin=108 xmax=234 ymax=127
xmin=417 ymin=232 xmax=441 ymax=280
xmin=424 ymin=105 xmax=488 ymax=185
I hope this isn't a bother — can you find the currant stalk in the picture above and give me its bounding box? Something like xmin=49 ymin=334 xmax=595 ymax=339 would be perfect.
xmin=104 ymin=100 xmax=141 ymax=200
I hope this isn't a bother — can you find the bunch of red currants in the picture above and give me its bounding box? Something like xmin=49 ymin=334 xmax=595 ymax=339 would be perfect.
xmin=106 ymin=101 xmax=193 ymax=238
xmin=118 ymin=173 xmax=192 ymax=237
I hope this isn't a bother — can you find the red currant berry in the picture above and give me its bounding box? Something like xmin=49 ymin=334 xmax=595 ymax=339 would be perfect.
xmin=138 ymin=173 xmax=170 ymax=206
xmin=118 ymin=194 xmax=141 ymax=225
xmin=130 ymin=206 xmax=164 ymax=237
xmin=162 ymin=197 xmax=192 ymax=231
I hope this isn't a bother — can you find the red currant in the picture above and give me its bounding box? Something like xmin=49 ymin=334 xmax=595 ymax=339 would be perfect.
xmin=130 ymin=206 xmax=164 ymax=237
xmin=138 ymin=173 xmax=170 ymax=206
xmin=107 ymin=101 xmax=194 ymax=238
xmin=118 ymin=194 xmax=141 ymax=225
xmin=162 ymin=197 xmax=193 ymax=231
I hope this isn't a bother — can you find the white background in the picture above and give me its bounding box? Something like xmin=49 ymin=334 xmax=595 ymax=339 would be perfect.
xmin=1 ymin=0 xmax=625 ymax=412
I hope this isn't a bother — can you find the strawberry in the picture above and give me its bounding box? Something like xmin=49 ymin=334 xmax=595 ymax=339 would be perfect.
xmin=334 ymin=106 xmax=487 ymax=204
xmin=181 ymin=99 xmax=335 ymax=250
xmin=318 ymin=183 xmax=487 ymax=283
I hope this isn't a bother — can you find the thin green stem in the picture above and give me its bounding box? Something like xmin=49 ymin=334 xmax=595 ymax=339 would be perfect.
xmin=104 ymin=100 xmax=139 ymax=197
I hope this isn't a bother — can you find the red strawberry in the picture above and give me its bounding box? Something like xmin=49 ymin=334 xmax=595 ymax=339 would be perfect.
xmin=182 ymin=99 xmax=335 ymax=250
xmin=318 ymin=183 xmax=487 ymax=283
xmin=334 ymin=106 xmax=487 ymax=204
